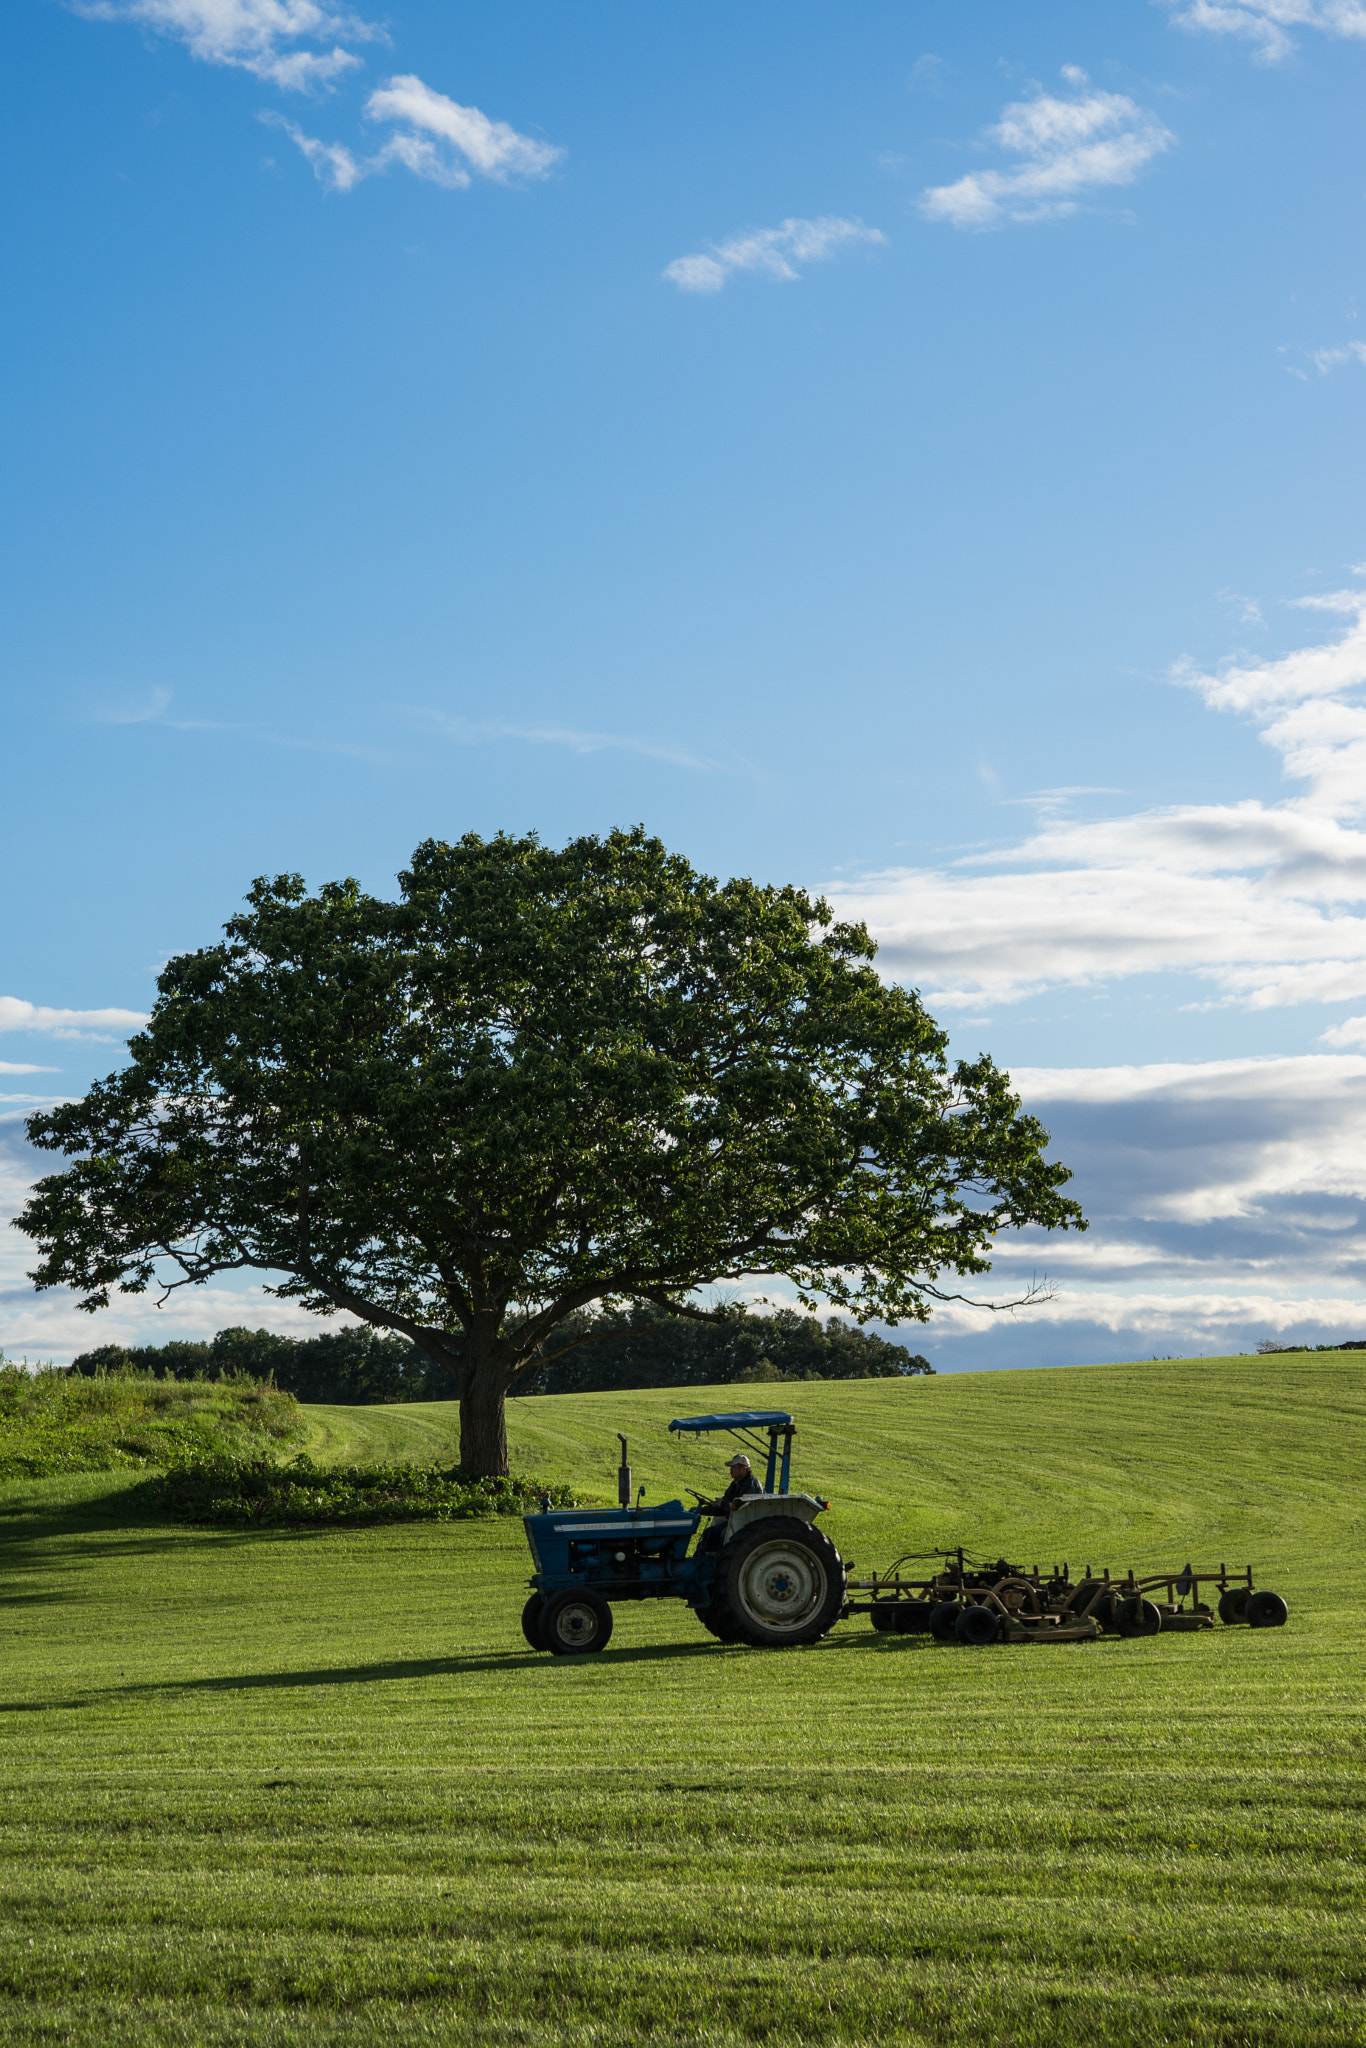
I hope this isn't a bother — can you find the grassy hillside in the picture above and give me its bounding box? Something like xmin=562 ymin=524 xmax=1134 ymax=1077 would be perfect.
xmin=0 ymin=1360 xmax=302 ymax=1479
xmin=304 ymin=1352 xmax=1363 ymax=1591
xmin=3 ymin=1353 xmax=1363 ymax=2047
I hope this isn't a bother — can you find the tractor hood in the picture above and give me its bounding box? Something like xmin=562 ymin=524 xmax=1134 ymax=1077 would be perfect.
xmin=523 ymin=1502 xmax=698 ymax=1574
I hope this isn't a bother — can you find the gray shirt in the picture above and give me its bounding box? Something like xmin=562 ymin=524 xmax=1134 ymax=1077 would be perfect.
xmin=720 ymin=1470 xmax=762 ymax=1507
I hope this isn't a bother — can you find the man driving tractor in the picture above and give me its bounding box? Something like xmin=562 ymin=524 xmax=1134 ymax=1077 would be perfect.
xmin=695 ymin=1453 xmax=763 ymax=1550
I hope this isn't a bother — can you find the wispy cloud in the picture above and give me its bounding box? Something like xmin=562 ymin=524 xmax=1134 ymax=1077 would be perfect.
xmin=366 ymin=76 xmax=563 ymax=181
xmin=1160 ymin=0 xmax=1366 ymax=65
xmin=73 ymin=7 xmax=562 ymax=200
xmin=823 ymin=583 xmax=1366 ymax=1016
xmin=0 ymin=998 xmax=147 ymax=1043
xmin=664 ymin=216 xmax=886 ymax=295
xmin=93 ymin=686 xmax=175 ymax=725
xmin=415 ymin=711 xmax=731 ymax=774
xmin=1311 ymin=341 xmax=1366 ymax=375
xmin=908 ymin=54 xmax=949 ymax=94
xmin=73 ymin=0 xmax=382 ymax=92
xmin=0 ymin=1063 xmax=60 ymax=1076
xmin=920 ymin=67 xmax=1174 ymax=229
xmin=267 ymin=73 xmax=565 ymax=192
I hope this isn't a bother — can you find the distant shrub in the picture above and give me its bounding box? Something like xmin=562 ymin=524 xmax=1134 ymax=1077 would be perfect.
xmin=1256 ymin=1339 xmax=1366 ymax=1354
xmin=144 ymin=1452 xmax=573 ymax=1527
xmin=70 ymin=1326 xmax=446 ymax=1406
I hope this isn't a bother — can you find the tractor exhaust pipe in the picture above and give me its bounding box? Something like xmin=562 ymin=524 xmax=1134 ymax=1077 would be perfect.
xmin=617 ymin=1434 xmax=632 ymax=1508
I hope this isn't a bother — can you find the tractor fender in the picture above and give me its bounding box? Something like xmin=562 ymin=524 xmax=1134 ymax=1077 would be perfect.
xmin=725 ymin=1493 xmax=825 ymax=1539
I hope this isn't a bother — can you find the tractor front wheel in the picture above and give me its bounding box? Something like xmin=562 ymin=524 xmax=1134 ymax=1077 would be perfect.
xmin=521 ymin=1593 xmax=545 ymax=1650
xmin=540 ymin=1590 xmax=614 ymax=1656
xmin=713 ymin=1517 xmax=846 ymax=1649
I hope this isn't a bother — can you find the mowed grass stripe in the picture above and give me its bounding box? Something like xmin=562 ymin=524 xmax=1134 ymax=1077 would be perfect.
xmin=2 ymin=1354 xmax=1363 ymax=2043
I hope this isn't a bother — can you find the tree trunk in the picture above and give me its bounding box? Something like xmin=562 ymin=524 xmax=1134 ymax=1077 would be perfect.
xmin=459 ymin=1367 xmax=512 ymax=1476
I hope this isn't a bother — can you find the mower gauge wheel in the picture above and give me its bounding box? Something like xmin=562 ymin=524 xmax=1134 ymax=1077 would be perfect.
xmin=1116 ymin=1596 xmax=1163 ymax=1638
xmin=929 ymin=1600 xmax=962 ymax=1643
xmin=1245 ymin=1589 xmax=1289 ymax=1628
xmin=1218 ymin=1587 xmax=1250 ymax=1625
xmin=1069 ymin=1580 xmax=1117 ymax=1628
xmin=956 ymin=1604 xmax=1002 ymax=1646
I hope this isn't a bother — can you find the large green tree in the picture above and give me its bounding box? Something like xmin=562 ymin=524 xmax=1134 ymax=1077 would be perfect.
xmin=17 ymin=830 xmax=1085 ymax=1473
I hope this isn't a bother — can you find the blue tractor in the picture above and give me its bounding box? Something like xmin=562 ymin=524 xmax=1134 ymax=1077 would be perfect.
xmin=519 ymin=1409 xmax=847 ymax=1654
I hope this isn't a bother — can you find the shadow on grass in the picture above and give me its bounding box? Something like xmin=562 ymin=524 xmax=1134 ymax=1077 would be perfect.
xmin=0 ymin=1482 xmax=337 ymax=1581
xmin=0 ymin=1625 xmax=930 ymax=1713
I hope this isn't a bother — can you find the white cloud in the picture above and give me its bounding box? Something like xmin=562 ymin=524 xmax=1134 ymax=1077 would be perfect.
xmin=268 ymin=74 xmax=564 ymax=193
xmin=922 ymin=1053 xmax=1366 ymax=1355
xmin=1312 ymin=342 xmax=1366 ymax=375
xmin=365 ymin=75 xmax=563 ymax=181
xmin=0 ymin=998 xmax=147 ymax=1043
xmin=664 ymin=217 xmax=886 ymax=294
xmin=824 ymin=585 xmax=1366 ymax=1015
xmin=1160 ymin=0 xmax=1366 ymax=64
xmin=74 ymin=0 xmax=381 ymax=91
xmin=920 ymin=69 xmax=1174 ymax=229
xmin=1321 ymin=1013 xmax=1366 ymax=1046
xmin=0 ymin=1064 xmax=60 ymax=1076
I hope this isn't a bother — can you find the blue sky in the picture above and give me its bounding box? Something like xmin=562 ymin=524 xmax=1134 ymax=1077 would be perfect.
xmin=4 ymin=0 xmax=1366 ymax=1368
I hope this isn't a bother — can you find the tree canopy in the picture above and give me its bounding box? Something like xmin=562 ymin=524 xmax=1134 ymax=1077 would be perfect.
xmin=18 ymin=829 xmax=1084 ymax=1473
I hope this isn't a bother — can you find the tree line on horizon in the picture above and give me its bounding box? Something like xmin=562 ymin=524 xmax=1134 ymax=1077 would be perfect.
xmin=68 ymin=1303 xmax=934 ymax=1407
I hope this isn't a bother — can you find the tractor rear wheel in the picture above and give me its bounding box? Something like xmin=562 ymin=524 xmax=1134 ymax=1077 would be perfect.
xmin=521 ymin=1593 xmax=545 ymax=1650
xmin=696 ymin=1600 xmax=743 ymax=1642
xmin=1246 ymin=1589 xmax=1289 ymax=1629
xmin=712 ymin=1517 xmax=846 ymax=1648
xmin=539 ymin=1589 xmax=614 ymax=1655
xmin=1218 ymin=1587 xmax=1250 ymax=1625
xmin=929 ymin=1600 xmax=962 ymax=1642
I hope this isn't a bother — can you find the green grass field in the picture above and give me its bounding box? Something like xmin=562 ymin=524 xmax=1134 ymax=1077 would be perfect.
xmin=3 ymin=1355 xmax=1363 ymax=2046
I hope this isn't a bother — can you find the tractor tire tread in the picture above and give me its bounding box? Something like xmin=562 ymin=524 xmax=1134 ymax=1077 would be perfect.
xmin=711 ymin=1515 xmax=846 ymax=1650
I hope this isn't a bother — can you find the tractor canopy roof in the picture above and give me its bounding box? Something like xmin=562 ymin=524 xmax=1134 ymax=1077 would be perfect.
xmin=668 ymin=1411 xmax=794 ymax=1433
